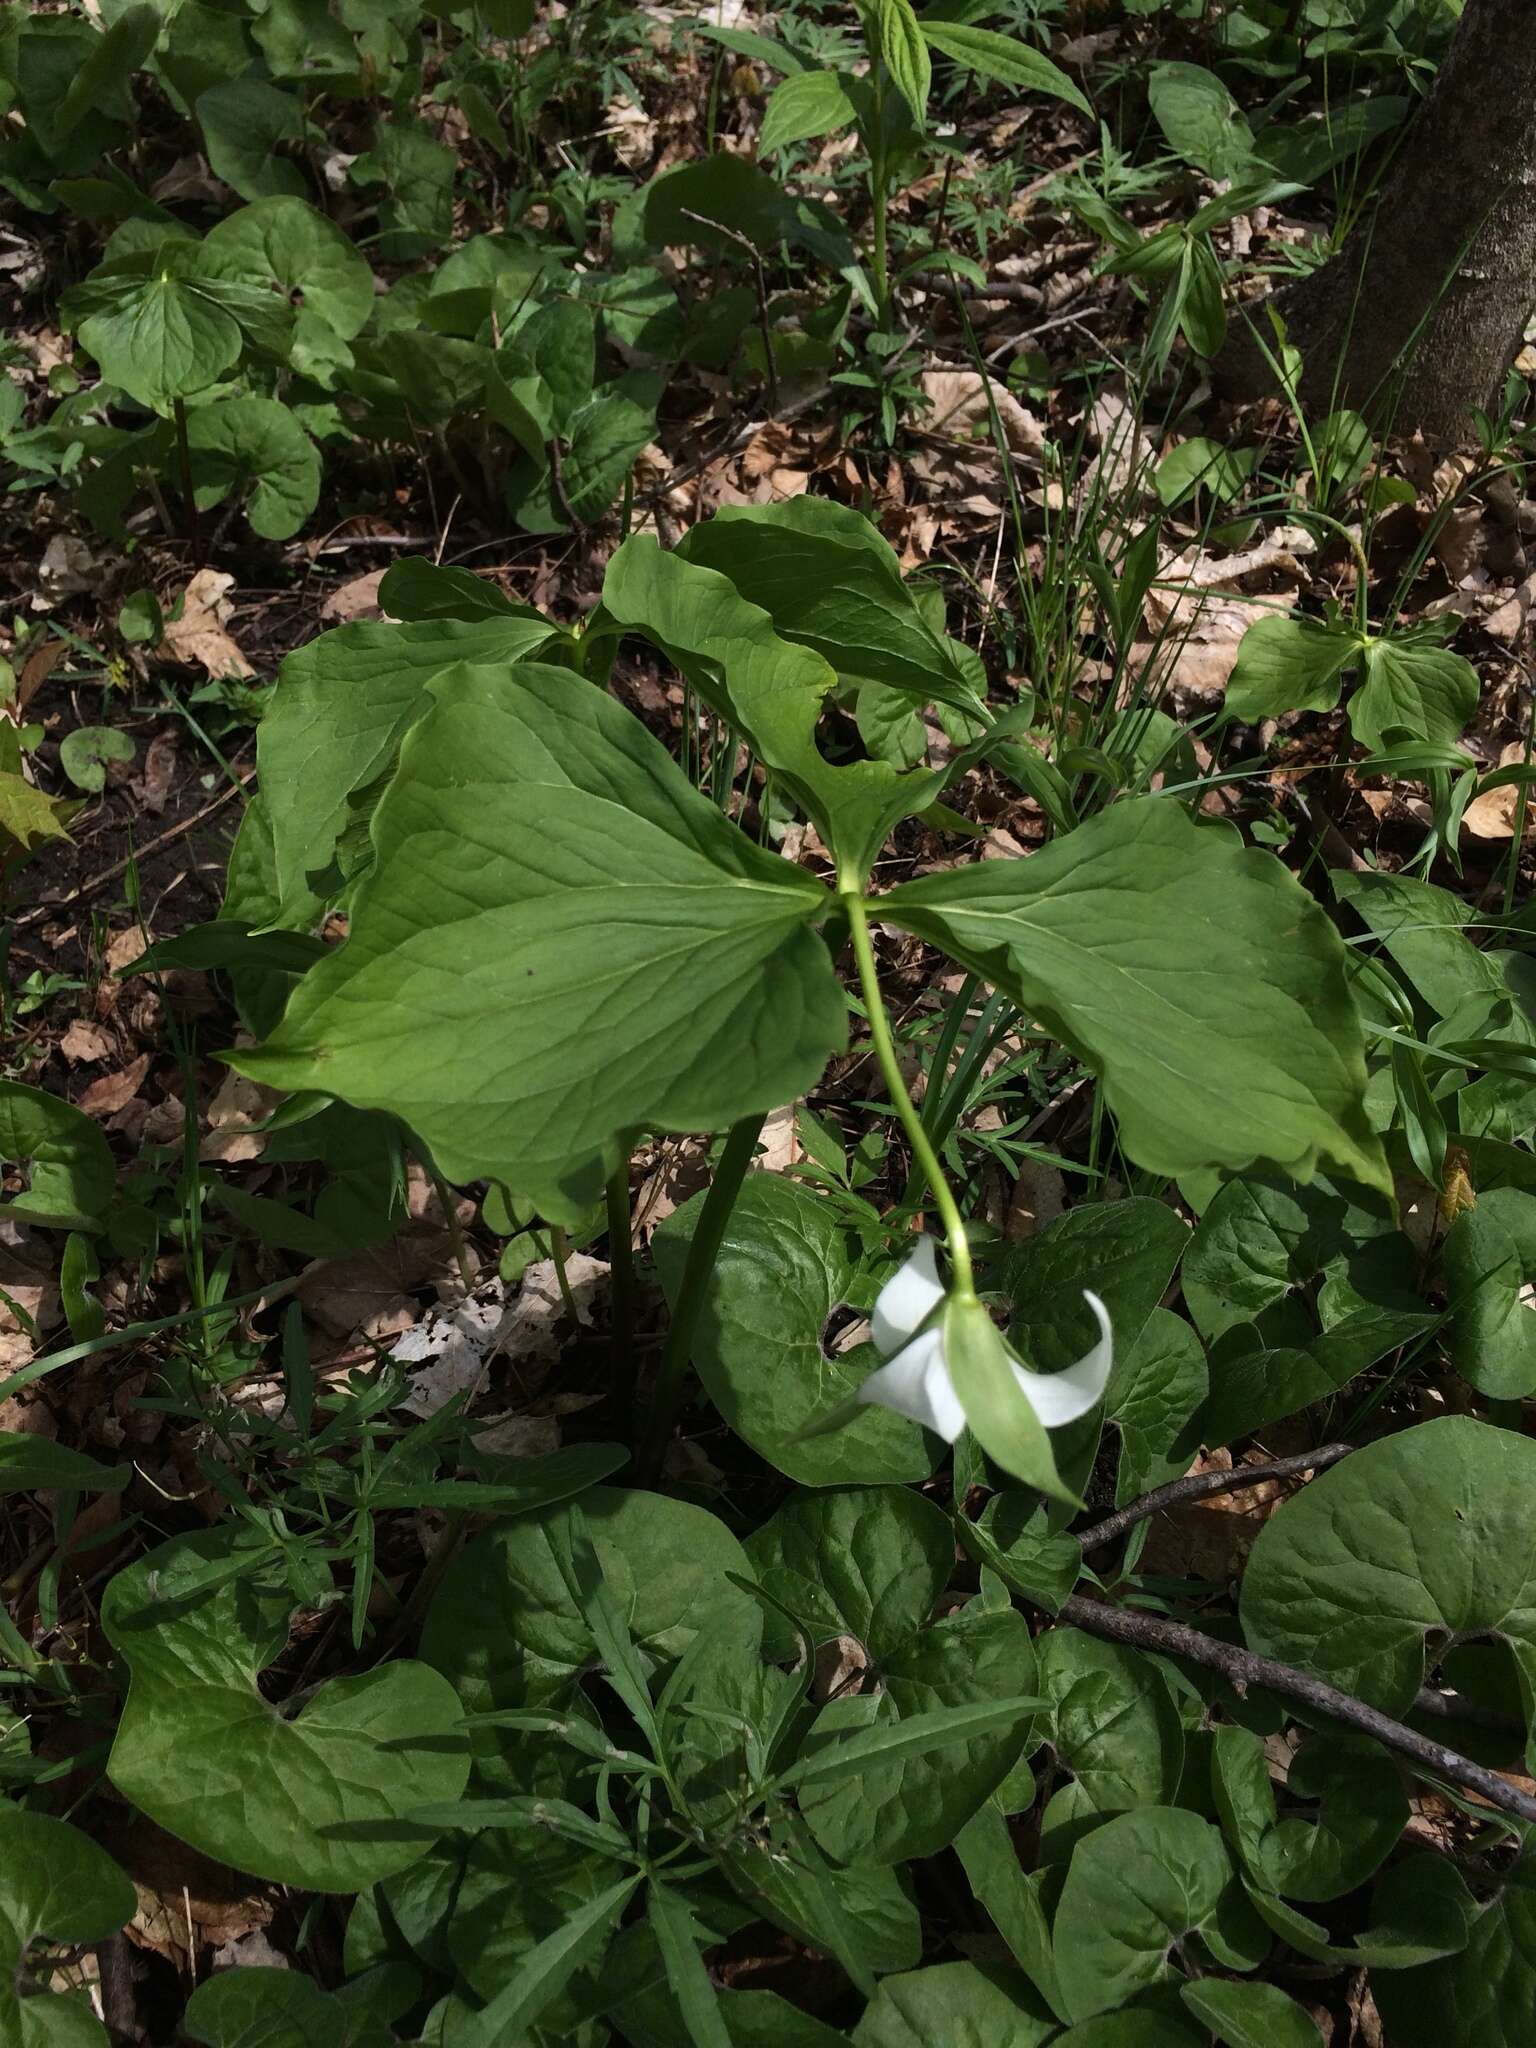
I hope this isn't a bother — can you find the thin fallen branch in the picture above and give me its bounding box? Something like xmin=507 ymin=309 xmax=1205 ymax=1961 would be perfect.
xmin=1075 ymin=1444 xmax=1355 ymax=1553
xmin=1059 ymin=1594 xmax=1536 ymax=1828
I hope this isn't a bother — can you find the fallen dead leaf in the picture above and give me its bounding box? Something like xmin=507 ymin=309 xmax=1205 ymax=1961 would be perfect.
xmin=77 ymin=1055 xmax=149 ymax=1118
xmin=131 ymin=730 xmax=179 ymax=814
xmin=59 ymin=1018 xmax=112 ymax=1064
xmin=1463 ymin=740 xmax=1534 ymax=839
xmin=199 ymin=1070 xmax=281 ymax=1164
xmin=320 ymin=569 xmax=386 ymax=624
xmin=162 ymin=570 xmax=254 ymax=678
xmin=918 ymin=367 xmax=1044 ymax=461
xmin=103 ymin=926 xmax=151 ymax=976
xmin=35 ymin=534 xmax=108 ymax=606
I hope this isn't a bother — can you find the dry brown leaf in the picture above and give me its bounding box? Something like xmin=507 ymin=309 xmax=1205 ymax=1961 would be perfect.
xmin=132 ymin=730 xmax=179 ymax=814
xmin=36 ymin=534 xmax=109 ymax=605
xmin=320 ymin=569 xmax=386 ymax=624
xmin=77 ymin=1054 xmax=149 ymax=1118
xmin=162 ymin=570 xmax=254 ymax=678
xmin=103 ymin=926 xmax=151 ymax=976
xmin=59 ymin=1018 xmax=112 ymax=1064
xmin=199 ymin=1070 xmax=281 ymax=1163
xmin=1463 ymin=739 xmax=1534 ymax=839
xmin=918 ymin=368 xmax=1044 ymax=461
xmin=1005 ymin=1160 xmax=1066 ymax=1242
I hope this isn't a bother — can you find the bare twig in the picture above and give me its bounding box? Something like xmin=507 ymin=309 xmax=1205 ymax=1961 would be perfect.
xmin=1059 ymin=1595 xmax=1536 ymax=1828
xmin=1075 ymin=1444 xmax=1355 ymax=1553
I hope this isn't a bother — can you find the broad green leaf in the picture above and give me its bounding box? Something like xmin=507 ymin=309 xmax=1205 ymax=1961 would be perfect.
xmin=1108 ymin=1307 xmax=1207 ymax=1502
xmin=675 ymin=497 xmax=986 ymax=720
xmin=999 ymin=1195 xmax=1188 ymax=1508
xmin=1181 ymin=1979 xmax=1322 ymax=2048
xmin=875 ymin=0 xmax=930 ymax=127
xmin=1155 ymin=437 xmax=1257 ymax=507
xmin=378 ymin=558 xmax=549 ymax=625
xmin=1373 ymin=1856 xmax=1536 ymax=2048
xmin=1334 ymin=868 xmax=1508 ymax=1018
xmin=1211 ymin=1725 xmax=1405 ymax=1904
xmin=1053 ymin=2022 xmax=1200 ymax=2048
xmin=600 ymin=533 xmax=939 ymax=881
xmin=0 ymin=1432 xmax=126 ymax=1493
xmin=201 ymin=198 xmax=373 ymax=338
xmin=59 ymin=723 xmax=133 ymax=793
xmin=0 ymin=1080 xmax=115 ymax=1231
xmin=256 ymin=614 xmax=562 ymax=918
xmin=182 ymin=1968 xmax=393 ymax=2048
xmin=64 ymin=243 xmax=247 ymax=412
xmin=878 ymin=799 xmax=1386 ymax=1191
xmin=919 ymin=24 xmax=1090 ymax=117
xmin=851 ymin=1961 xmax=1058 ymax=2048
xmin=420 ymin=1487 xmax=758 ymax=1784
xmin=203 ymin=195 xmax=374 ymax=378
xmin=744 ymin=1484 xmax=954 ymax=1660
xmin=617 ymin=1980 xmax=845 ymax=2048
xmin=955 ymin=1802 xmax=1068 ymax=2018
xmin=1052 ymin=1806 xmax=1233 ymax=2020
xmin=1249 ymin=1852 xmax=1476 ymax=1970
xmin=1352 ymin=633 xmax=1478 ymax=752
xmin=1147 ymin=61 xmax=1256 ymax=177
xmin=0 ymin=768 xmax=76 ymax=865
xmin=513 ymin=385 xmax=658 ymax=531
xmin=185 ymin=395 xmax=320 ymax=539
xmin=513 ymin=298 xmax=596 ymax=437
xmin=1223 ymin=614 xmax=1359 ymax=727
xmin=196 ymin=76 xmax=307 ymax=201
xmin=639 ymin=154 xmax=798 ymax=256
xmin=54 ymin=4 xmax=158 ymax=142
xmin=1034 ymin=1632 xmax=1184 ymax=1859
xmin=798 ymin=1607 xmax=1038 ymax=1862
xmin=234 ymin=664 xmax=844 ymax=1221
xmin=0 ymin=1808 xmax=134 ymax=2047
xmin=1442 ymin=1187 xmax=1536 ymax=1396
xmin=101 ymin=1528 xmax=469 ymax=1890
xmin=1241 ymin=1416 xmax=1536 ymax=1762
xmin=759 ymin=68 xmax=857 ymax=154
xmin=960 ymin=1493 xmax=1082 ymax=1613
xmin=1182 ymin=1171 xmax=1398 ymax=1343
xmin=350 ymin=115 xmax=457 ymax=259
xmin=653 ymin=1173 xmax=938 ymax=1486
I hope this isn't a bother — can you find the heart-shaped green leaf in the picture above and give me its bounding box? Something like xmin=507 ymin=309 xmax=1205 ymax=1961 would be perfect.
xmin=0 ymin=1808 xmax=135 ymax=2047
xmin=101 ymin=1529 xmax=469 ymax=1890
xmin=185 ymin=395 xmax=320 ymax=539
xmin=1241 ymin=1416 xmax=1536 ymax=1762
xmin=654 ymin=1171 xmax=939 ymax=1486
xmin=0 ymin=1080 xmax=115 ymax=1233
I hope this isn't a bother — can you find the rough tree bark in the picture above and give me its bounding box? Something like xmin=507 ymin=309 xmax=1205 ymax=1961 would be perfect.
xmin=1222 ymin=0 xmax=1536 ymax=446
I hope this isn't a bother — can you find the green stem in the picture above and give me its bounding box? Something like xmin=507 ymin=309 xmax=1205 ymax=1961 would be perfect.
xmin=844 ymin=892 xmax=973 ymax=1296
xmin=639 ymin=1112 xmax=765 ymax=1482
xmin=866 ymin=56 xmax=890 ymax=324
xmin=605 ymin=1160 xmax=637 ymax=1414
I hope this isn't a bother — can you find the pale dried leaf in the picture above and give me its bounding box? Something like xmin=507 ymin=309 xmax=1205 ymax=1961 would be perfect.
xmin=162 ymin=570 xmax=254 ymax=678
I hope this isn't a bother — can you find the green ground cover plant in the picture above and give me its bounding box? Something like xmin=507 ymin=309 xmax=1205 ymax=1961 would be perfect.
xmin=4 ymin=0 xmax=1536 ymax=2043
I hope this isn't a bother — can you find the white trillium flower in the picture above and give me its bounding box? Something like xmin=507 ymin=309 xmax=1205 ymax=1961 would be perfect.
xmin=856 ymin=1236 xmax=1113 ymax=1443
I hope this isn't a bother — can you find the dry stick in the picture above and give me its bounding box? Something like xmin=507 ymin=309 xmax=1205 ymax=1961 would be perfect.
xmin=1058 ymin=1595 xmax=1536 ymax=1829
xmin=13 ymin=769 xmax=255 ymax=931
xmin=1075 ymin=1443 xmax=1356 ymax=1553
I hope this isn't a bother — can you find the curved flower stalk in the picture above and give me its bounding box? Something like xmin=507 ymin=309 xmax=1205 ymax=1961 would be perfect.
xmin=809 ymin=1235 xmax=1113 ymax=1503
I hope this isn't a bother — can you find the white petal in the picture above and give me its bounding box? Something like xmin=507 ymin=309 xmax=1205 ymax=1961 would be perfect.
xmin=1011 ymin=1290 xmax=1114 ymax=1429
xmin=870 ymin=1236 xmax=945 ymax=1355
xmin=855 ymin=1327 xmax=967 ymax=1442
